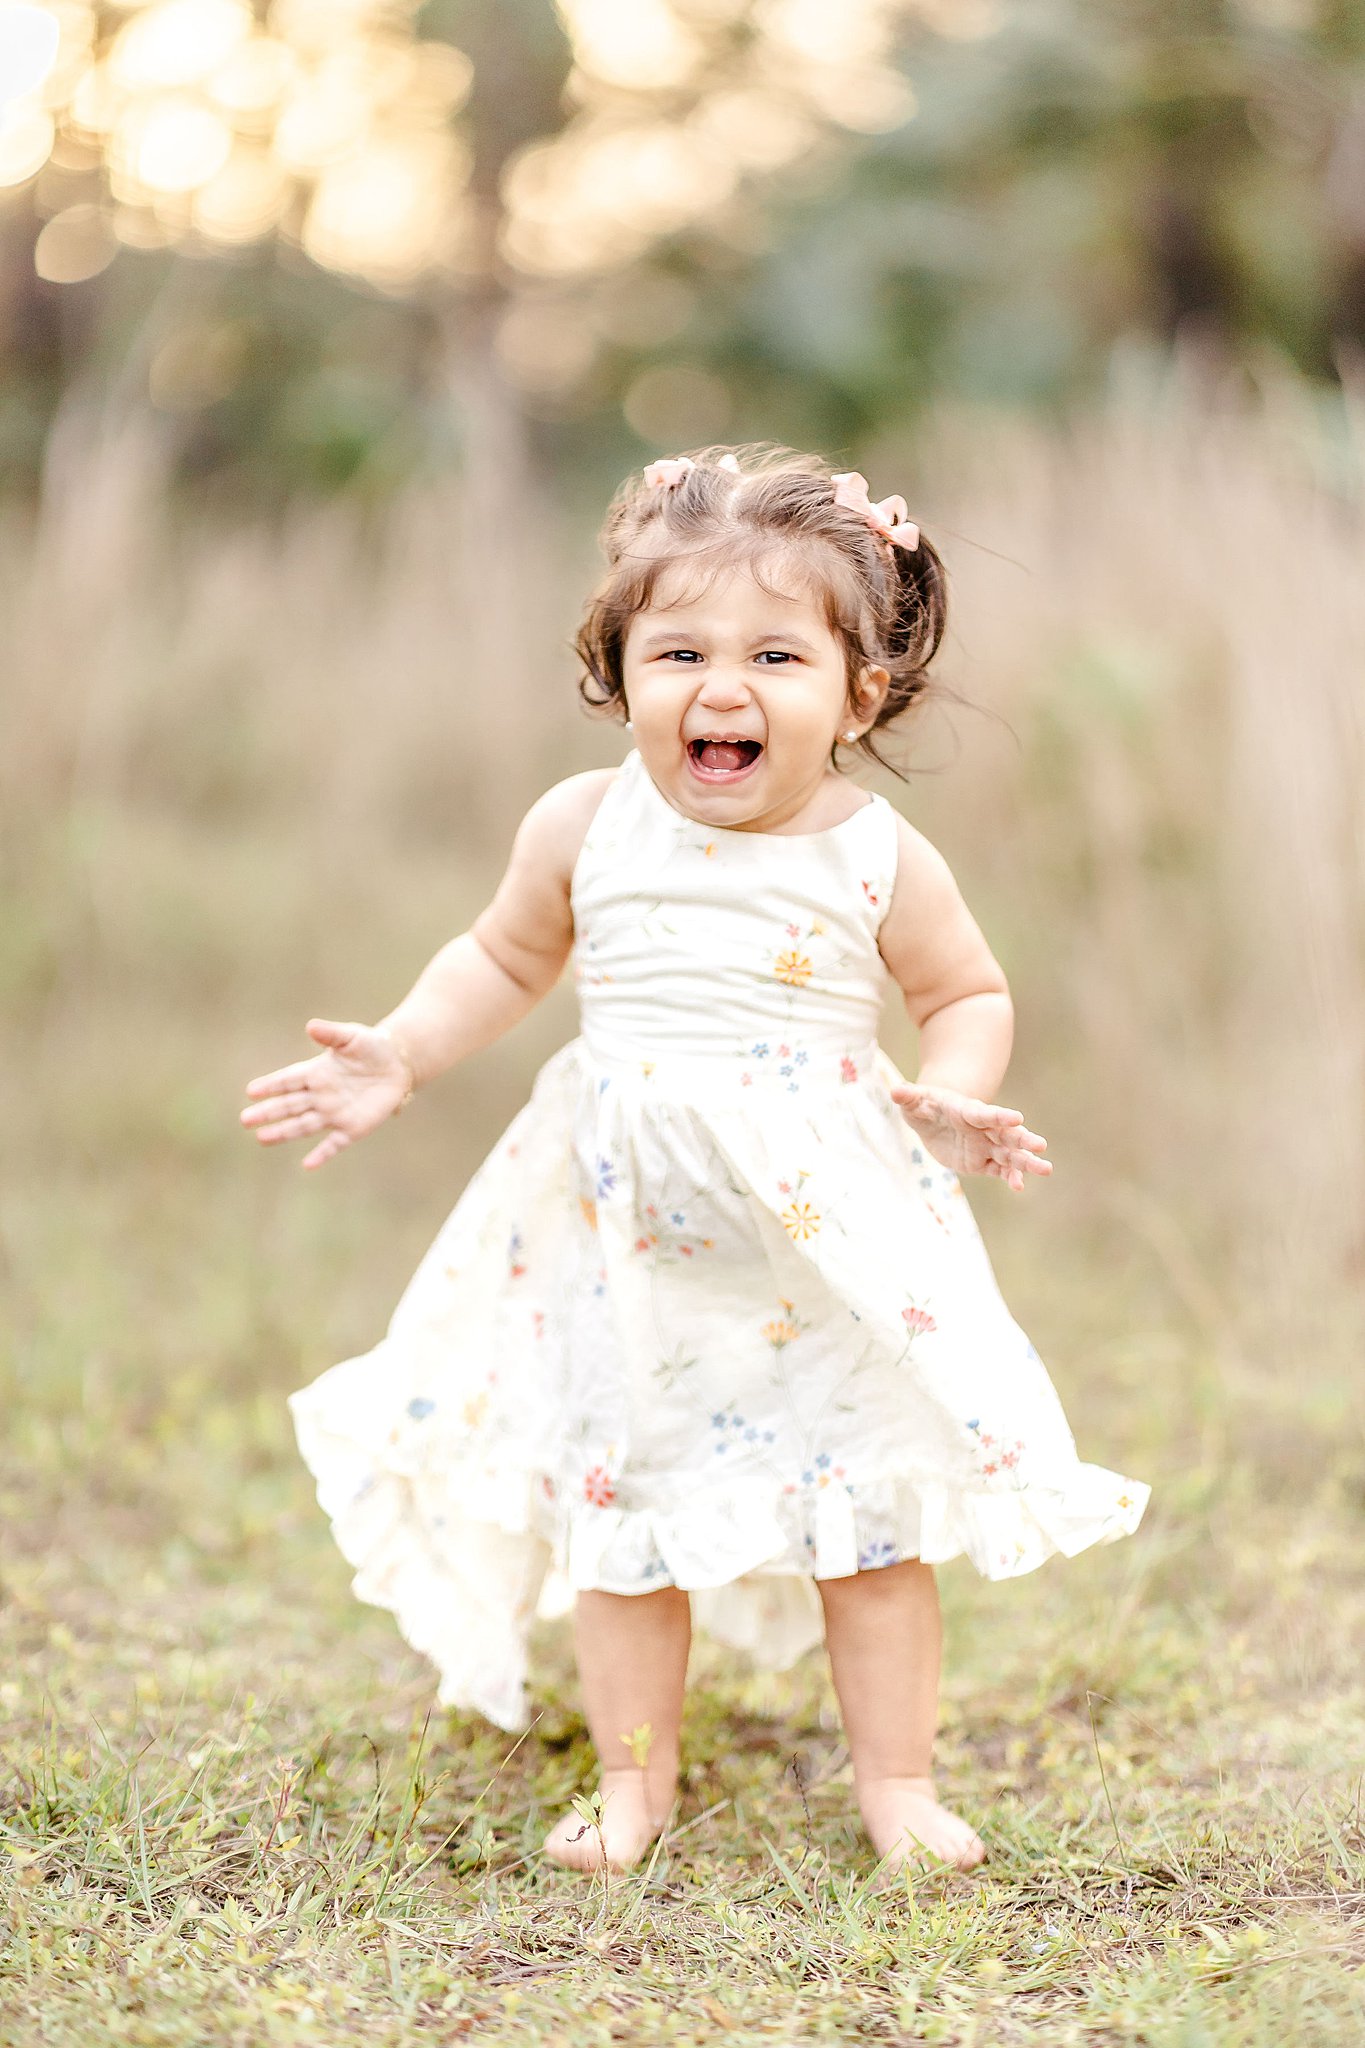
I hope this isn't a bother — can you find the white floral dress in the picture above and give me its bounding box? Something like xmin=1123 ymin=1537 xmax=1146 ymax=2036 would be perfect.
xmin=291 ymin=748 xmax=1149 ymax=1731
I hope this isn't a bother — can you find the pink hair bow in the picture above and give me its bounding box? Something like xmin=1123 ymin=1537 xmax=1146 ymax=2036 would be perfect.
xmin=643 ymin=452 xmax=741 ymax=489
xmin=831 ymin=471 xmax=920 ymax=551
xmin=644 ymin=456 xmax=694 ymax=488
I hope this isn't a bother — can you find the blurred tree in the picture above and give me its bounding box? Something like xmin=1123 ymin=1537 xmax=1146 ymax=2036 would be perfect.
xmin=0 ymin=0 xmax=1363 ymax=504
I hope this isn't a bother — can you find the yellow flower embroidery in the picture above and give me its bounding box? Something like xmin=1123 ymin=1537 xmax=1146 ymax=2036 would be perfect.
xmin=579 ymin=1195 xmax=598 ymax=1231
xmin=463 ymin=1393 xmax=488 ymax=1428
xmin=763 ymin=1318 xmax=800 ymax=1349
xmin=774 ymin=950 xmax=813 ymax=987
xmin=781 ymin=1201 xmax=821 ymax=1241
xmin=704 ymin=842 xmax=716 ymax=857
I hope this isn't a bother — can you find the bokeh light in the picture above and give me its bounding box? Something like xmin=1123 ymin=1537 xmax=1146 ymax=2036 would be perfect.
xmin=33 ymin=193 xmax=114 ymax=274
xmin=0 ymin=96 xmax=52 ymax=183
xmin=0 ymin=1 xmax=59 ymax=105
xmin=0 ymin=0 xmax=937 ymax=292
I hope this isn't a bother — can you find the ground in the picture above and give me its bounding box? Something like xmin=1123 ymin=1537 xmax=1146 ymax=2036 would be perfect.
xmin=3 ymin=803 xmax=1363 ymax=2048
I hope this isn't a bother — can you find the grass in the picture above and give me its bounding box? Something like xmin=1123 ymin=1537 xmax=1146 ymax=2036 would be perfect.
xmin=5 ymin=1236 xmax=1364 ymax=2046
xmin=3 ymin=380 xmax=1364 ymax=2041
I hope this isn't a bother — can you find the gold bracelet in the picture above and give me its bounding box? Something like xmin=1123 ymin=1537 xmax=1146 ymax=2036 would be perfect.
xmin=376 ymin=1026 xmax=417 ymax=1114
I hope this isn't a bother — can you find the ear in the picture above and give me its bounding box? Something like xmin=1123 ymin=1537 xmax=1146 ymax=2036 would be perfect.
xmin=849 ymin=663 xmax=891 ymax=726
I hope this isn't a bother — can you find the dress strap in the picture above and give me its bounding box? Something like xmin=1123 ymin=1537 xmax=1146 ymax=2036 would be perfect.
xmin=569 ymin=750 xmax=643 ymax=914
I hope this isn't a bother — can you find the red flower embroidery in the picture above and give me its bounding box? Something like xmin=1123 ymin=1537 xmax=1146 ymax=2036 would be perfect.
xmin=902 ymin=1306 xmax=937 ymax=1336
xmin=509 ymin=1262 xmax=526 ymax=1279
xmin=786 ymin=922 xmax=801 ymax=938
xmin=840 ymin=1055 xmax=858 ymax=1083
xmin=583 ymin=1466 xmax=615 ymax=1507
xmin=861 ymin=880 xmax=879 ymax=906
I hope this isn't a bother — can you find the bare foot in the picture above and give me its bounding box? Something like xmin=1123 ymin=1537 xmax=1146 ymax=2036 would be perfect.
xmin=543 ymin=1768 xmax=674 ymax=1872
xmin=858 ymin=1775 xmax=987 ymax=1875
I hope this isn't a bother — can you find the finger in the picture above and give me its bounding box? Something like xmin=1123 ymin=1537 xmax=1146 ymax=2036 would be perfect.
xmin=1014 ymin=1129 xmax=1048 ymax=1154
xmin=307 ymin=1018 xmax=359 ymax=1052
xmin=303 ymin=1128 xmax=351 ymax=1171
xmin=241 ymin=1089 xmax=315 ymax=1128
xmin=254 ymin=1110 xmax=327 ymax=1147
xmin=998 ymin=1147 xmax=1052 ymax=1178
xmin=962 ymin=1099 xmax=1024 ymax=1130
xmin=244 ymin=1061 xmax=318 ymax=1101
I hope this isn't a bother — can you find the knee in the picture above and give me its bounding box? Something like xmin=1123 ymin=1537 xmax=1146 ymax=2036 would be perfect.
xmin=818 ymin=1558 xmax=934 ymax=1610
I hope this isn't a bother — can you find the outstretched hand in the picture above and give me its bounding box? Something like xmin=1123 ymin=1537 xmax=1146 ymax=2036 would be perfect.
xmin=240 ymin=1018 xmax=412 ymax=1171
xmin=890 ymin=1081 xmax=1051 ymax=1194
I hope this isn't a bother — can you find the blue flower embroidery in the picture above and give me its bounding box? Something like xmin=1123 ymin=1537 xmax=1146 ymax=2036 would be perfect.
xmin=751 ymin=1043 xmax=770 ymax=1059
xmin=406 ymin=1398 xmax=435 ymax=1420
xmin=596 ymin=1156 xmax=618 ymax=1196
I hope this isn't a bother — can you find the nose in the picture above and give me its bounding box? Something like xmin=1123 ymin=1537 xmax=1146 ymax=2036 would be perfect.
xmin=694 ymin=663 xmax=752 ymax=708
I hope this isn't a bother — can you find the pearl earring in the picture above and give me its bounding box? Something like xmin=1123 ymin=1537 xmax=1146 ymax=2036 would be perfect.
xmin=840 ymin=729 xmax=859 ymax=743
xmin=625 ymin=719 xmax=633 ymax=730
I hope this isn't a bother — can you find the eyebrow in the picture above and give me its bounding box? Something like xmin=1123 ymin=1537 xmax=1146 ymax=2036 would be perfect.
xmin=636 ymin=627 xmax=821 ymax=653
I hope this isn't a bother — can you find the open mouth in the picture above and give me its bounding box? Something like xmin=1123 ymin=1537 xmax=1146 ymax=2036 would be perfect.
xmin=686 ymin=736 xmax=764 ymax=782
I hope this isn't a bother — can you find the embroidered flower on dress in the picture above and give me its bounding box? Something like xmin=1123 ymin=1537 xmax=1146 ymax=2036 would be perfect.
xmin=583 ymin=1466 xmax=616 ymax=1507
xmin=902 ymin=1304 xmax=937 ymax=1337
xmin=781 ymin=1200 xmax=821 ymax=1241
xmin=841 ymin=1056 xmax=858 ymax=1083
xmin=774 ymin=952 xmax=812 ymax=987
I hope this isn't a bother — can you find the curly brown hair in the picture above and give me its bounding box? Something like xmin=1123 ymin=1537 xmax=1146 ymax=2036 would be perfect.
xmin=574 ymin=443 xmax=947 ymax=776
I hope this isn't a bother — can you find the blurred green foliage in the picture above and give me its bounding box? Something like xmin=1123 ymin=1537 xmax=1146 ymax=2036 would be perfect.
xmin=2 ymin=0 xmax=1364 ymax=500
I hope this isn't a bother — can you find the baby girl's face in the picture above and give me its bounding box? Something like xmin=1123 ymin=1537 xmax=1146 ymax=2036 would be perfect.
xmin=621 ymin=559 xmax=877 ymax=834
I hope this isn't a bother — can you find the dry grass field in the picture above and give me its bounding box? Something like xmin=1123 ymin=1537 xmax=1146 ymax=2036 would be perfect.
xmin=2 ymin=380 xmax=1363 ymax=2044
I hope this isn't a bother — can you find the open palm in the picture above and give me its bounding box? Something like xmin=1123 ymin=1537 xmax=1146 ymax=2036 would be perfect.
xmin=890 ymin=1082 xmax=1051 ymax=1194
xmin=240 ymin=1018 xmax=410 ymax=1171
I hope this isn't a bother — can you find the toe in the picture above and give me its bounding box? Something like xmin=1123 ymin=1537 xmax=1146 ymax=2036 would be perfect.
xmin=543 ymin=1811 xmax=606 ymax=1872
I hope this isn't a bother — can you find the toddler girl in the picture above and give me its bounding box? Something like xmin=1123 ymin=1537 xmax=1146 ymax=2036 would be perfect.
xmin=242 ymin=446 xmax=1148 ymax=1877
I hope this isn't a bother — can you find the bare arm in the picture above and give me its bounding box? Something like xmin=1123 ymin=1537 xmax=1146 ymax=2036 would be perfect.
xmin=241 ymin=768 xmax=616 ymax=1168
xmin=878 ymin=815 xmax=1013 ymax=1098
xmin=379 ymin=768 xmax=616 ymax=1086
xmin=877 ymin=814 xmax=1050 ymax=1191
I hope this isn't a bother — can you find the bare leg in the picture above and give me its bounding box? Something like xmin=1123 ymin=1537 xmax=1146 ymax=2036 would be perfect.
xmin=817 ymin=1560 xmax=986 ymax=1874
xmin=544 ymin=1584 xmax=691 ymax=1871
